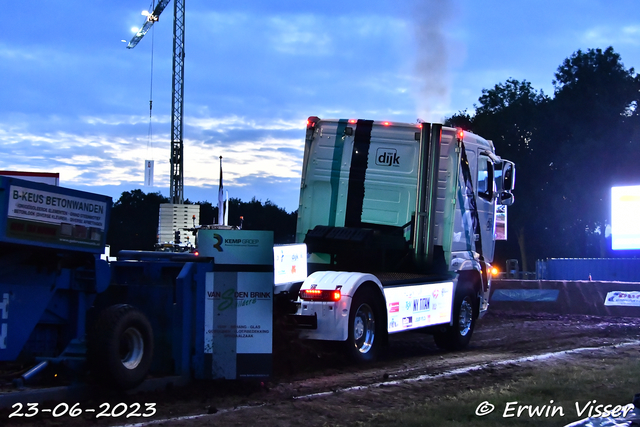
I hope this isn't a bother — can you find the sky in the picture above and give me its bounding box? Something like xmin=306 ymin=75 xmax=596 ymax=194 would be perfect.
xmin=2 ymin=0 xmax=639 ymax=213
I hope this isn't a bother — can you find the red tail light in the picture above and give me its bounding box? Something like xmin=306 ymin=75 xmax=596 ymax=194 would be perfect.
xmin=299 ymin=288 xmax=342 ymax=302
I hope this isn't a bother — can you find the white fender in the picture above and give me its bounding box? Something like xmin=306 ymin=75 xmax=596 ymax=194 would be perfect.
xmin=297 ymin=271 xmax=384 ymax=342
xmin=300 ymin=271 xmax=383 ymax=297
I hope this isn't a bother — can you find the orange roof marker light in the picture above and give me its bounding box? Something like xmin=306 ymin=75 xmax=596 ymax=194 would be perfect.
xmin=307 ymin=116 xmax=320 ymax=130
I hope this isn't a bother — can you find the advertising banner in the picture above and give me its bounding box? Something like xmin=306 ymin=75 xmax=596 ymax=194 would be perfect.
xmin=384 ymin=281 xmax=454 ymax=333
xmin=6 ymin=184 xmax=108 ymax=250
xmin=495 ymin=205 xmax=507 ymax=240
xmin=204 ymin=271 xmax=273 ymax=379
xmin=144 ymin=160 xmax=154 ymax=186
xmin=604 ymin=291 xmax=640 ymax=307
xmin=197 ymin=230 xmax=274 ymax=265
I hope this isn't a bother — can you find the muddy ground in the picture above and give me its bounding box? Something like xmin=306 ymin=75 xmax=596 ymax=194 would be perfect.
xmin=2 ymin=311 xmax=640 ymax=426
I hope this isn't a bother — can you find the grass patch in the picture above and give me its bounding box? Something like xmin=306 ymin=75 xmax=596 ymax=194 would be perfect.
xmin=361 ymin=352 xmax=639 ymax=427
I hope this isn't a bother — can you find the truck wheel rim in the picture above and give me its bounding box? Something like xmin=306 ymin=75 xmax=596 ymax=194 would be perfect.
xmin=120 ymin=327 xmax=144 ymax=370
xmin=353 ymin=303 xmax=375 ymax=353
xmin=459 ymin=297 xmax=473 ymax=336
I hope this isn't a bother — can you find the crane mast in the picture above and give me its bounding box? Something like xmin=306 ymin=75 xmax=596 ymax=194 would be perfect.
xmin=170 ymin=0 xmax=185 ymax=204
xmin=128 ymin=0 xmax=185 ymax=204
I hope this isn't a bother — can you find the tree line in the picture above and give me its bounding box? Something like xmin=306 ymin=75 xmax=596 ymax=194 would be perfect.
xmin=106 ymin=189 xmax=297 ymax=255
xmin=447 ymin=46 xmax=640 ymax=270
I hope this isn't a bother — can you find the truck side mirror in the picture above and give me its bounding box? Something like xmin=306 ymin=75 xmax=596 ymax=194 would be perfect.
xmin=502 ymin=161 xmax=515 ymax=192
xmin=499 ymin=191 xmax=514 ymax=206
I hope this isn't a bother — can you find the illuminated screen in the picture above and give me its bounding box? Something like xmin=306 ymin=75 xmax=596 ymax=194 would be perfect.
xmin=611 ymin=185 xmax=640 ymax=250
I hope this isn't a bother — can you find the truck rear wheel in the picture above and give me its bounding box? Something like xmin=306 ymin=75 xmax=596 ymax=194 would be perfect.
xmin=433 ymin=282 xmax=477 ymax=351
xmin=346 ymin=288 xmax=383 ymax=363
xmin=88 ymin=304 xmax=154 ymax=390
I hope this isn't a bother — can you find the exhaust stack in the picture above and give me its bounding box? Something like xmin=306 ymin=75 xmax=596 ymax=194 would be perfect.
xmin=413 ymin=123 xmax=442 ymax=267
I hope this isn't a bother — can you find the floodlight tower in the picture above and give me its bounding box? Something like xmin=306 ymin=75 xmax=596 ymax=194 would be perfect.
xmin=128 ymin=0 xmax=186 ymax=205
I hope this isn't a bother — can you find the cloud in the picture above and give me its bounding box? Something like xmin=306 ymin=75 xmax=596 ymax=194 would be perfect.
xmin=0 ymin=111 xmax=305 ymax=210
xmin=267 ymin=16 xmax=333 ymax=56
xmin=582 ymin=25 xmax=640 ymax=47
xmin=188 ymin=116 xmax=302 ymax=132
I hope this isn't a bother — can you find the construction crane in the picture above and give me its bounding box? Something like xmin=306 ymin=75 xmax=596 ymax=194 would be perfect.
xmin=127 ymin=0 xmax=186 ymax=205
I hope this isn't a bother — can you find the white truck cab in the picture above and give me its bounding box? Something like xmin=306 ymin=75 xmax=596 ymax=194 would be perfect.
xmin=288 ymin=117 xmax=515 ymax=361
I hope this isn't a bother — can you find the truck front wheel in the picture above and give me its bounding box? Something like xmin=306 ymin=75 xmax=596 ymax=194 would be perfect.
xmin=88 ymin=304 xmax=154 ymax=390
xmin=433 ymin=282 xmax=477 ymax=351
xmin=346 ymin=288 xmax=383 ymax=362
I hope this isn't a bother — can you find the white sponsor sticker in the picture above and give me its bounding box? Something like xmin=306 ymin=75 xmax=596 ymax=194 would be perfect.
xmin=604 ymin=291 xmax=640 ymax=307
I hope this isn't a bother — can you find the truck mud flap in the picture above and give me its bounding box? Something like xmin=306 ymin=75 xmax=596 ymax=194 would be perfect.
xmin=287 ymin=313 xmax=318 ymax=329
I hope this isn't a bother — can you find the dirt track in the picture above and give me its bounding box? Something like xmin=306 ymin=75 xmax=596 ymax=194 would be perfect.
xmin=3 ymin=311 xmax=640 ymax=426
